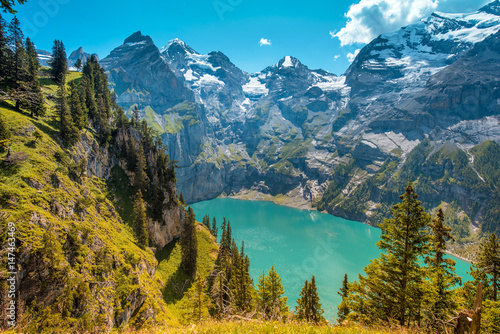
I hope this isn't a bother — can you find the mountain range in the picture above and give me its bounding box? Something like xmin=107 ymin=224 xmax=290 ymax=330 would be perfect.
xmin=77 ymin=1 xmax=500 ymax=239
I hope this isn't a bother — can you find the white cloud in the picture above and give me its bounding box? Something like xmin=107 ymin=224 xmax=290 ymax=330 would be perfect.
xmin=333 ymin=0 xmax=490 ymax=46
xmin=259 ymin=38 xmax=272 ymax=46
xmin=334 ymin=55 xmax=341 ymax=61
xmin=347 ymin=49 xmax=361 ymax=62
xmin=333 ymin=0 xmax=439 ymax=46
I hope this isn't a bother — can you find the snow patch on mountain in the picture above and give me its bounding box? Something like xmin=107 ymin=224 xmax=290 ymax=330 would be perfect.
xmin=125 ymin=41 xmax=147 ymax=47
xmin=282 ymin=56 xmax=294 ymax=67
xmin=430 ymin=11 xmax=500 ymax=44
xmin=242 ymin=76 xmax=269 ymax=97
xmin=311 ymin=73 xmax=349 ymax=93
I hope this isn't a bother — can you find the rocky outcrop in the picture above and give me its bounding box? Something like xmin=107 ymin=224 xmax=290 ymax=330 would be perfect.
xmin=68 ymin=47 xmax=92 ymax=68
xmin=101 ymin=31 xmax=194 ymax=112
xmin=72 ymin=127 xmax=184 ymax=249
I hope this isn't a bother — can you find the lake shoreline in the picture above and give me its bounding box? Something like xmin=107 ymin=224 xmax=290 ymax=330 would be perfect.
xmin=222 ymin=189 xmax=313 ymax=210
xmin=220 ymin=190 xmax=473 ymax=264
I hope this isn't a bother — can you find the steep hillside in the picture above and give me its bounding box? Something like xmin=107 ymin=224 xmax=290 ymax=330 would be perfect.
xmin=0 ymin=104 xmax=169 ymax=332
xmin=0 ymin=64 xmax=197 ymax=332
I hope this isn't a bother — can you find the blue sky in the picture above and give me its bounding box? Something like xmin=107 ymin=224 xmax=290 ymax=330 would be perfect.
xmin=4 ymin=0 xmax=491 ymax=75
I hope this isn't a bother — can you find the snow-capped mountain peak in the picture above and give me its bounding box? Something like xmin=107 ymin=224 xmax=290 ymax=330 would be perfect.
xmin=276 ymin=56 xmax=301 ymax=69
xmin=160 ymin=38 xmax=196 ymax=55
xmin=345 ymin=2 xmax=500 ymax=97
xmin=123 ymin=31 xmax=154 ymax=47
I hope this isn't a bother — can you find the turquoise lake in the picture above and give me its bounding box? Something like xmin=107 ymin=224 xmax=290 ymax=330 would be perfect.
xmin=191 ymin=198 xmax=473 ymax=321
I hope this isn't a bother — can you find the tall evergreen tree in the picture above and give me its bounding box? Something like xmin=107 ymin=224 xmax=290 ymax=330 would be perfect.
xmin=68 ymin=80 xmax=86 ymax=129
xmin=74 ymin=58 xmax=82 ymax=71
xmin=132 ymin=190 xmax=149 ymax=248
xmin=25 ymin=37 xmax=45 ymax=117
xmin=211 ymin=217 xmax=218 ymax=239
xmin=49 ymin=39 xmax=67 ymax=84
xmin=7 ymin=16 xmax=28 ymax=110
xmin=134 ymin=143 xmax=149 ymax=193
xmin=337 ymin=273 xmax=350 ymax=324
xmin=257 ymin=265 xmax=288 ymax=320
xmin=347 ymin=183 xmax=431 ymax=327
xmin=210 ymin=218 xmax=234 ymax=316
xmin=181 ymin=206 xmax=198 ymax=276
xmin=0 ymin=13 xmax=12 ymax=91
xmin=376 ymin=182 xmax=431 ymax=326
xmin=132 ymin=105 xmax=140 ymax=126
xmin=427 ymin=208 xmax=460 ymax=325
xmin=230 ymin=241 xmax=254 ymax=313
xmin=202 ymin=214 xmax=211 ymax=231
xmin=183 ymin=274 xmax=211 ymax=322
xmin=295 ymin=275 xmax=325 ymax=323
xmin=25 ymin=37 xmax=38 ymax=77
xmin=210 ymin=264 xmax=232 ymax=317
xmin=57 ymin=81 xmax=79 ymax=146
xmin=477 ymin=233 xmax=500 ymax=301
xmin=80 ymin=75 xmax=97 ymax=120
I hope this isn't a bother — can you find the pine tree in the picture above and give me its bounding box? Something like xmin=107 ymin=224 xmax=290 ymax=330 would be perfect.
xmin=74 ymin=58 xmax=82 ymax=71
xmin=346 ymin=183 xmax=432 ymax=326
xmin=7 ymin=16 xmax=28 ymax=110
xmin=49 ymin=40 xmax=67 ymax=84
xmin=183 ymin=274 xmax=211 ymax=322
xmin=132 ymin=190 xmax=149 ymax=248
xmin=210 ymin=218 xmax=233 ymax=316
xmin=230 ymin=241 xmax=254 ymax=313
xmin=477 ymin=233 xmax=500 ymax=301
xmin=134 ymin=143 xmax=149 ymax=192
xmin=210 ymin=265 xmax=232 ymax=317
xmin=257 ymin=271 xmax=269 ymax=317
xmin=337 ymin=273 xmax=350 ymax=324
xmin=375 ymin=182 xmax=431 ymax=326
xmin=25 ymin=37 xmax=38 ymax=78
xmin=427 ymin=208 xmax=460 ymax=325
xmin=211 ymin=217 xmax=218 ymax=239
xmin=180 ymin=206 xmax=198 ymax=276
xmin=202 ymin=214 xmax=210 ymax=231
xmin=132 ymin=105 xmax=140 ymax=126
xmin=257 ymin=265 xmax=288 ymax=320
xmin=68 ymin=80 xmax=86 ymax=129
xmin=80 ymin=75 xmax=98 ymax=120
xmin=179 ymin=192 xmax=185 ymax=205
xmin=0 ymin=13 xmax=10 ymax=90
xmin=25 ymin=37 xmax=45 ymax=117
xmin=96 ymin=95 xmax=109 ymax=143
xmin=57 ymin=81 xmax=79 ymax=146
xmin=296 ymin=275 xmax=325 ymax=323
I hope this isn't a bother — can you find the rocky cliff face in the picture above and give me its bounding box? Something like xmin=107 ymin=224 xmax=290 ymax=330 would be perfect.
xmin=76 ymin=127 xmax=185 ymax=249
xmin=101 ymin=2 xmax=500 ymax=237
xmin=100 ymin=31 xmax=194 ymax=114
xmin=68 ymin=47 xmax=92 ymax=68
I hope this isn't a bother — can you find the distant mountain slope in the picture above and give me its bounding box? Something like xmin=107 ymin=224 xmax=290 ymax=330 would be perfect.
xmin=37 ymin=47 xmax=95 ymax=69
xmin=67 ymin=46 xmax=92 ymax=68
xmin=100 ymin=2 xmax=500 ymax=249
xmin=100 ymin=31 xmax=194 ymax=115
